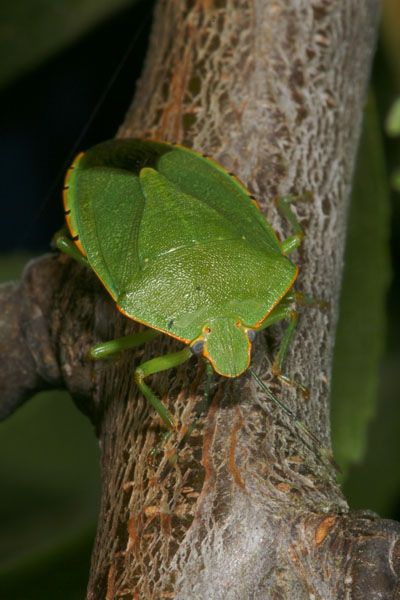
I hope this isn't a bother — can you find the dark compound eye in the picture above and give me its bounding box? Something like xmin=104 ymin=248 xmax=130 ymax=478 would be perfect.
xmin=191 ymin=340 xmax=204 ymax=355
xmin=247 ymin=329 xmax=256 ymax=342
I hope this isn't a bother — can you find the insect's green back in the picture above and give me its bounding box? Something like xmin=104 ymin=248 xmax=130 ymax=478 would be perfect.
xmin=64 ymin=139 xmax=297 ymax=376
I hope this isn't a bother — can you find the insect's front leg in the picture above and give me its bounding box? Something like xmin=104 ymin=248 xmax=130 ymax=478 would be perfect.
xmin=258 ymin=292 xmax=325 ymax=394
xmin=157 ymin=360 xmax=214 ymax=482
xmin=135 ymin=347 xmax=192 ymax=430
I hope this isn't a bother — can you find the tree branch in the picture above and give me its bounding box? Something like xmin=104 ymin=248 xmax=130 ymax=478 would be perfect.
xmin=2 ymin=1 xmax=398 ymax=598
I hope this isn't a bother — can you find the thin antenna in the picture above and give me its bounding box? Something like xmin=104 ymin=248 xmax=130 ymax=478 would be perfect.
xmin=249 ymin=368 xmax=341 ymax=473
xmin=30 ymin=8 xmax=153 ymax=241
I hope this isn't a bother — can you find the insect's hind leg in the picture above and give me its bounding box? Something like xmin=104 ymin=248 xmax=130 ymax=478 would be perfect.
xmin=87 ymin=329 xmax=162 ymax=376
xmin=89 ymin=329 xmax=161 ymax=360
xmin=54 ymin=229 xmax=89 ymax=266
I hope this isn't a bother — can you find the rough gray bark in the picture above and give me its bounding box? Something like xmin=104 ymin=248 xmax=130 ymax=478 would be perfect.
xmin=2 ymin=1 xmax=400 ymax=599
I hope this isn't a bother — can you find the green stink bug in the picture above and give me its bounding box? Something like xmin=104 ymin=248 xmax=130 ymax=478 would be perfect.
xmin=56 ymin=138 xmax=335 ymax=474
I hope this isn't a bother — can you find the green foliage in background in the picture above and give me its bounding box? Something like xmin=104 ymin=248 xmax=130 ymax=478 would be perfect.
xmin=0 ymin=256 xmax=101 ymax=598
xmin=331 ymin=94 xmax=391 ymax=476
xmin=0 ymin=260 xmax=101 ymax=600
xmin=0 ymin=0 xmax=137 ymax=89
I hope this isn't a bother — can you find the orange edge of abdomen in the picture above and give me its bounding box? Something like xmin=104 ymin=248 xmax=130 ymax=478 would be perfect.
xmin=253 ymin=264 xmax=299 ymax=329
xmin=116 ymin=304 xmax=191 ymax=345
xmin=63 ymin=152 xmax=86 ymax=258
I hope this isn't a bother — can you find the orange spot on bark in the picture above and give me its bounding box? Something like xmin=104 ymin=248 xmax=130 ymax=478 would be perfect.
xmin=126 ymin=517 xmax=138 ymax=555
xmin=277 ymin=482 xmax=291 ymax=492
xmin=195 ymin=0 xmax=214 ymax=10
xmin=122 ymin=480 xmax=133 ymax=491
xmin=160 ymin=512 xmax=171 ymax=537
xmin=144 ymin=505 xmax=159 ymax=517
xmin=106 ymin=562 xmax=115 ymax=600
xmin=288 ymin=455 xmax=303 ymax=464
xmin=228 ymin=406 xmax=246 ymax=489
xmin=314 ymin=516 xmax=337 ymax=545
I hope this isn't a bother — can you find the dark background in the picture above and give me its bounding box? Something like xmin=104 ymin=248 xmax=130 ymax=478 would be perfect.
xmin=0 ymin=0 xmax=154 ymax=253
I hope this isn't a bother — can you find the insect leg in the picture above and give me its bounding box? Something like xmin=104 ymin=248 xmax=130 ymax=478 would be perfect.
xmin=54 ymin=230 xmax=89 ymax=266
xmin=258 ymin=295 xmax=304 ymax=387
xmin=89 ymin=329 xmax=161 ymax=360
xmin=135 ymin=347 xmax=192 ymax=430
xmin=276 ymin=194 xmax=311 ymax=254
xmin=258 ymin=291 xmax=327 ymax=392
xmin=158 ymin=360 xmax=214 ymax=482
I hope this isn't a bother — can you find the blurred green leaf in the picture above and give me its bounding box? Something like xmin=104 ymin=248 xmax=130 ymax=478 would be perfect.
xmin=330 ymin=93 xmax=391 ymax=477
xmin=0 ymin=253 xmax=34 ymax=283
xmin=0 ymin=0 xmax=139 ymax=89
xmin=0 ymin=254 xmax=100 ymax=596
xmin=343 ymin=355 xmax=400 ymax=517
xmin=0 ymin=389 xmax=101 ymax=569
xmin=391 ymin=167 xmax=400 ymax=191
xmin=0 ymin=526 xmax=96 ymax=600
xmin=385 ymin=96 xmax=400 ymax=136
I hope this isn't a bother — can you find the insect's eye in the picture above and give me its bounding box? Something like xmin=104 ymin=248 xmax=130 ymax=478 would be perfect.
xmin=205 ymin=326 xmax=211 ymax=333
xmin=247 ymin=329 xmax=256 ymax=342
xmin=236 ymin=321 xmax=241 ymax=328
xmin=191 ymin=340 xmax=204 ymax=355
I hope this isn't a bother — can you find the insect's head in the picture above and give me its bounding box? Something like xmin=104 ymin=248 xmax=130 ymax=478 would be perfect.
xmin=190 ymin=317 xmax=256 ymax=377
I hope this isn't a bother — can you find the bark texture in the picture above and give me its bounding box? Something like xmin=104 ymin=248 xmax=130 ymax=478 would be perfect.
xmin=2 ymin=1 xmax=398 ymax=599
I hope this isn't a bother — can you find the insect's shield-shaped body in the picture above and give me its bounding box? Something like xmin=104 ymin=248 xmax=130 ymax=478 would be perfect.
xmin=63 ymin=139 xmax=297 ymax=377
